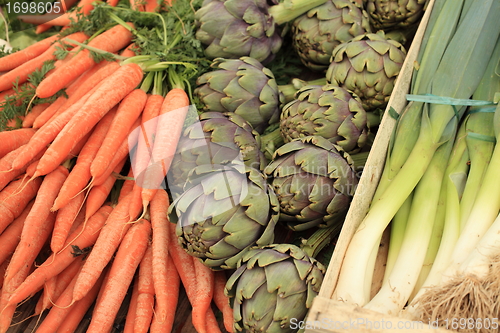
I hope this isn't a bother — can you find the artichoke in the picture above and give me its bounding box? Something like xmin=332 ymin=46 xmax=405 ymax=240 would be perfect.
xmin=195 ymin=57 xmax=284 ymax=133
xmin=264 ymin=136 xmax=358 ymax=231
xmin=168 ymin=111 xmax=267 ymax=197
xmin=280 ymin=84 xmax=368 ymax=154
xmin=172 ymin=163 xmax=279 ymax=270
xmin=325 ymin=32 xmax=406 ymax=111
xmin=225 ymin=243 xmax=326 ymax=333
xmin=195 ymin=0 xmax=282 ymax=64
xmin=291 ymin=0 xmax=371 ymax=71
xmin=367 ymin=0 xmax=428 ymax=31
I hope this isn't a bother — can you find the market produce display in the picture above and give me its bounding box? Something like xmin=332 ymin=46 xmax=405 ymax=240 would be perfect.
xmin=0 ymin=0 xmax=439 ymax=332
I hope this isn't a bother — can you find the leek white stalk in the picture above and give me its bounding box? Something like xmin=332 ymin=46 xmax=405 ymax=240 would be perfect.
xmin=333 ymin=0 xmax=500 ymax=306
xmin=363 ymin=130 xmax=455 ymax=315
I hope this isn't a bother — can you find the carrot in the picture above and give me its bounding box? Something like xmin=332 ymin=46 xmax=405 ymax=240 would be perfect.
xmin=4 ymin=165 xmax=69 ymax=282
xmin=123 ymin=276 xmax=140 ymax=333
xmin=168 ymin=221 xmax=207 ymax=333
xmin=31 ymin=95 xmax=68 ymax=129
xmin=34 ymin=259 xmax=95 ymax=333
xmin=0 ymin=128 xmax=36 ymax=158
xmin=0 ymin=211 xmax=55 ymax=333
xmin=36 ymin=257 xmax=82 ymax=315
xmin=21 ymin=102 xmax=50 ymax=128
xmin=149 ymin=189 xmax=170 ymax=320
xmin=36 ymin=23 xmax=135 ymax=99
xmin=145 ymin=0 xmax=161 ymax=12
xmin=0 ymin=201 xmax=34 ymax=266
xmin=85 ymin=157 xmax=126 ymax=220
xmin=51 ymin=191 xmax=86 ymax=253
xmin=6 ymin=205 xmax=112 ymax=306
xmin=134 ymin=243 xmax=155 ymax=333
xmin=107 ymin=0 xmax=120 ymax=6
xmin=86 ymin=218 xmax=151 ymax=333
xmin=193 ymin=257 xmax=215 ymax=333
xmin=91 ymin=117 xmax=141 ymax=188
xmin=54 ymin=270 xmax=105 ymax=333
xmin=0 ymin=35 xmax=59 ymax=72
xmin=71 ymin=192 xmax=135 ymax=302
xmin=0 ymin=260 xmax=9 ymax=289
xmin=34 ymin=0 xmax=79 ymax=34
xmin=141 ymin=88 xmax=189 ymax=210
xmin=0 ymin=177 xmax=42 ymax=234
xmin=51 ymin=107 xmax=116 ymax=211
xmin=118 ymin=167 xmax=136 ymax=202
xmin=206 ymin=308 xmax=223 ymax=333
xmin=131 ymin=93 xmax=162 ymax=218
xmin=0 ymin=32 xmax=88 ymax=92
xmin=90 ymin=88 xmax=147 ymax=180
xmin=0 ymin=144 xmax=44 ymax=192
xmin=10 ymin=81 xmax=102 ymax=172
xmin=149 ymin=253 xmax=180 ymax=333
xmin=34 ymin=61 xmax=119 ymax=129
xmin=34 ymin=63 xmax=144 ymax=177
xmin=214 ymin=271 xmax=234 ymax=333
xmin=120 ymin=43 xmax=137 ymax=57
xmin=130 ymin=0 xmax=145 ymax=11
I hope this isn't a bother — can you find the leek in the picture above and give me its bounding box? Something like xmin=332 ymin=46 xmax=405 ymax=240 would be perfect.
xmin=333 ymin=0 xmax=500 ymax=308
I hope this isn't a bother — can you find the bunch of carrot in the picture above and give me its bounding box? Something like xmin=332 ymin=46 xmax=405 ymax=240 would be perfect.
xmin=0 ymin=18 xmax=233 ymax=333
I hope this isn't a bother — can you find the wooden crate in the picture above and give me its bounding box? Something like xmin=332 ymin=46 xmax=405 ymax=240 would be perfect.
xmin=303 ymin=1 xmax=453 ymax=332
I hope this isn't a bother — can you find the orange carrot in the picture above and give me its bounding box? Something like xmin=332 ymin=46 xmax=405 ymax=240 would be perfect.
xmin=31 ymin=95 xmax=68 ymax=129
xmin=90 ymin=88 xmax=147 ymax=180
xmin=11 ymin=81 xmax=102 ymax=172
xmin=91 ymin=117 xmax=141 ymax=188
xmin=36 ymin=257 xmax=82 ymax=315
xmin=120 ymin=43 xmax=137 ymax=57
xmin=85 ymin=157 xmax=126 ymax=221
xmin=193 ymin=257 xmax=215 ymax=333
xmin=0 ymin=201 xmax=34 ymax=266
xmin=214 ymin=271 xmax=234 ymax=333
xmin=141 ymin=88 xmax=189 ymax=210
xmin=0 ymin=177 xmax=42 ymax=234
xmin=0 ymin=32 xmax=88 ymax=92
xmin=118 ymin=167 xmax=136 ymax=202
xmin=33 ymin=0 xmax=79 ymax=34
xmin=71 ymin=192 xmax=134 ymax=302
xmin=131 ymin=93 xmax=162 ymax=217
xmin=36 ymin=23 xmax=135 ymax=98
xmin=21 ymin=103 xmax=50 ymax=128
xmin=6 ymin=205 xmax=112 ymax=306
xmin=0 ymin=35 xmax=59 ymax=72
xmin=206 ymin=308 xmax=223 ymax=333
xmin=145 ymin=0 xmax=161 ymax=12
xmin=54 ymin=270 xmax=105 ymax=333
xmin=168 ymin=221 xmax=207 ymax=333
xmin=123 ymin=276 xmax=140 ymax=333
xmin=150 ymin=189 xmax=171 ymax=321
xmin=149 ymin=253 xmax=180 ymax=333
xmin=0 ymin=211 xmax=55 ymax=333
xmin=86 ymin=218 xmax=151 ymax=333
xmin=0 ymin=128 xmax=36 ymax=158
xmin=34 ymin=61 xmax=119 ymax=129
xmin=0 ymin=144 xmax=43 ymax=192
xmin=51 ymin=191 xmax=86 ymax=253
xmin=134 ymin=243 xmax=155 ymax=333
xmin=34 ymin=63 xmax=144 ymax=177
xmin=107 ymin=0 xmax=120 ymax=6
xmin=0 ymin=260 xmax=9 ymax=289
xmin=4 ymin=165 xmax=69 ymax=282
xmin=51 ymin=107 xmax=117 ymax=211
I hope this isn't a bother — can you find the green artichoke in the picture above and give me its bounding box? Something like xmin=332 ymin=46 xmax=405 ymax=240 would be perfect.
xmin=225 ymin=243 xmax=326 ymax=333
xmin=367 ymin=0 xmax=428 ymax=31
xmin=291 ymin=0 xmax=371 ymax=71
xmin=264 ymin=136 xmax=358 ymax=231
xmin=195 ymin=0 xmax=282 ymax=64
xmin=280 ymin=84 xmax=368 ymax=154
xmin=195 ymin=57 xmax=284 ymax=133
xmin=325 ymin=32 xmax=406 ymax=111
xmin=168 ymin=111 xmax=267 ymax=197
xmin=172 ymin=163 xmax=279 ymax=270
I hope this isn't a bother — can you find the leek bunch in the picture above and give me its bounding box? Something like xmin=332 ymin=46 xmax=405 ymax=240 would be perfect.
xmin=332 ymin=0 xmax=500 ymax=322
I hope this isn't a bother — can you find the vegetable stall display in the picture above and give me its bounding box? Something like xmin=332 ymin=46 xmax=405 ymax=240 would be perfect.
xmin=0 ymin=0 xmax=443 ymax=332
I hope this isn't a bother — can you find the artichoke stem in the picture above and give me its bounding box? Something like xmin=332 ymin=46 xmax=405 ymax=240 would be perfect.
xmin=260 ymin=127 xmax=284 ymax=160
xmin=278 ymin=77 xmax=328 ymax=103
xmin=268 ymin=0 xmax=329 ymax=25
xmin=301 ymin=224 xmax=340 ymax=259
xmin=366 ymin=110 xmax=382 ymax=128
